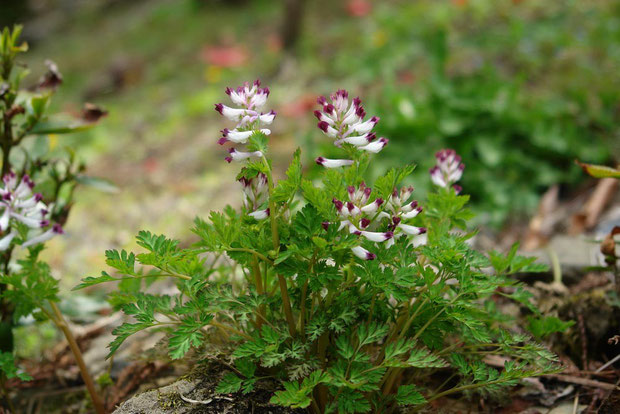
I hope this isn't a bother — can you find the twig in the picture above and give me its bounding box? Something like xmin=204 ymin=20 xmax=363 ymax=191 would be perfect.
xmin=595 ymin=353 xmax=620 ymax=373
xmin=547 ymin=374 xmax=620 ymax=391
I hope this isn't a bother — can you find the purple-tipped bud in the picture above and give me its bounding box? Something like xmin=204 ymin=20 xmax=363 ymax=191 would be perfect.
xmin=40 ymin=220 xmax=49 ymax=228
xmin=375 ymin=198 xmax=384 ymax=206
xmin=254 ymin=79 xmax=261 ymax=87
xmin=313 ymin=110 xmax=322 ymax=120
xmin=34 ymin=193 xmax=43 ymax=202
xmin=52 ymin=223 xmax=64 ymax=234
xmin=225 ymin=156 xmax=233 ymax=163
xmin=318 ymin=121 xmax=329 ymax=133
xmin=225 ymin=87 xmax=233 ymax=95
xmin=453 ymin=185 xmax=462 ymax=195
xmin=322 ymin=221 xmax=330 ymax=231
xmin=2 ymin=193 xmax=11 ymax=201
xmin=393 ymin=216 xmax=401 ymax=225
xmin=353 ymin=97 xmax=362 ymax=107
xmin=360 ymin=218 xmax=371 ymax=228
xmin=332 ymin=198 xmax=344 ymax=211
xmin=317 ymin=96 xmax=327 ymax=105
xmin=214 ymin=103 xmax=223 ymax=114
xmin=218 ymin=137 xmax=228 ymax=145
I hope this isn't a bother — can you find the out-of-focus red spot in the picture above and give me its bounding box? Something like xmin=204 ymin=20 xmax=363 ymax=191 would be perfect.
xmin=266 ymin=34 xmax=282 ymax=53
xmin=143 ymin=157 xmax=160 ymax=174
xmin=201 ymin=45 xmax=248 ymax=68
xmin=397 ymin=70 xmax=416 ymax=84
xmin=280 ymin=94 xmax=318 ymax=118
xmin=452 ymin=0 xmax=468 ymax=6
xmin=346 ymin=0 xmax=372 ymax=17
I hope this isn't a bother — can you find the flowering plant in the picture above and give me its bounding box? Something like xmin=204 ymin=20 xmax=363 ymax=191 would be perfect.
xmin=83 ymin=80 xmax=562 ymax=413
xmin=0 ymin=26 xmax=106 ymax=413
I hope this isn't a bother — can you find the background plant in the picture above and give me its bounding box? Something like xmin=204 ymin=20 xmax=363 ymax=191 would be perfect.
xmin=0 ymin=25 xmax=107 ymax=413
xmin=81 ymin=81 xmax=568 ymax=413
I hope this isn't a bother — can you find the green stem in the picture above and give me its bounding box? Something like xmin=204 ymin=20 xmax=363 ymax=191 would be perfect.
xmin=262 ymin=156 xmax=296 ymax=337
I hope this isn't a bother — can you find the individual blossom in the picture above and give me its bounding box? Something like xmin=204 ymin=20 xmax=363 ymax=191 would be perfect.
xmin=380 ymin=186 xmax=426 ymax=248
xmin=429 ymin=149 xmax=464 ymax=192
xmin=331 ymin=182 xmax=392 ymax=260
xmin=239 ymin=173 xmax=269 ymax=220
xmin=215 ymin=80 xmax=275 ymax=163
xmin=314 ymin=90 xmax=388 ymax=168
xmin=0 ymin=172 xmax=63 ymax=250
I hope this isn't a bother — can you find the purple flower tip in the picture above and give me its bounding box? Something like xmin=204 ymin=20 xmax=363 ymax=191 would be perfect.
xmin=321 ymin=221 xmax=329 ymax=231
xmin=360 ymin=218 xmax=371 ymax=228
xmin=217 ymin=137 xmax=228 ymax=145
xmin=419 ymin=227 xmax=427 ymax=234
xmin=40 ymin=220 xmax=49 ymax=227
xmin=225 ymin=157 xmax=233 ymax=163
xmin=34 ymin=193 xmax=43 ymax=202
xmin=214 ymin=103 xmax=223 ymax=114
xmin=315 ymin=157 xmax=325 ymax=166
xmin=375 ymin=198 xmax=384 ymax=206
xmin=317 ymin=121 xmax=329 ymax=132
xmin=385 ymin=231 xmax=394 ymax=239
xmin=366 ymin=252 xmax=377 ymax=260
xmin=225 ymin=87 xmax=232 ymax=95
xmin=52 ymin=223 xmax=64 ymax=234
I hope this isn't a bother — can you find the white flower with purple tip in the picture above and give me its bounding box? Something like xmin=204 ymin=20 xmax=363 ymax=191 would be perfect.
xmin=329 ymin=182 xmax=392 ymax=260
xmin=429 ymin=149 xmax=465 ymax=190
xmin=314 ymin=90 xmax=387 ymax=168
xmin=239 ymin=174 xmax=270 ymax=221
xmin=215 ymin=80 xmax=275 ymax=163
xmin=0 ymin=172 xmax=63 ymax=250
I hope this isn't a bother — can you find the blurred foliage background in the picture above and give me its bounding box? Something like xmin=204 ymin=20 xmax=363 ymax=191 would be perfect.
xmin=0 ymin=0 xmax=618 ymax=345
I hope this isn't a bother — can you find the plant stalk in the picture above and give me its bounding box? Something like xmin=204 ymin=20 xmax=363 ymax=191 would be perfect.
xmin=48 ymin=301 xmax=105 ymax=414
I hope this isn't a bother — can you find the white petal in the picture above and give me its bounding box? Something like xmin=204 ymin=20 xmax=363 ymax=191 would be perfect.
xmin=249 ymin=209 xmax=269 ymax=220
xmin=315 ymin=157 xmax=354 ymax=168
xmin=351 ymin=245 xmax=376 ymax=260
xmin=398 ymin=223 xmax=425 ymax=236
xmin=0 ymin=208 xmax=9 ymax=232
xmin=358 ymin=138 xmax=388 ymax=153
xmin=0 ymin=231 xmax=16 ymax=251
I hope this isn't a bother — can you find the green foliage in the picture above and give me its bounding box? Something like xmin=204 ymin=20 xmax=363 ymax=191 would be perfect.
xmin=0 ymin=351 xmax=31 ymax=381
xmin=85 ymin=85 xmax=567 ymax=413
xmin=527 ymin=316 xmax=575 ymax=339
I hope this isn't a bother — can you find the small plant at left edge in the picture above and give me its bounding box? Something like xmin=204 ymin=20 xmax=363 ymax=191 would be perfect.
xmin=0 ymin=25 xmax=108 ymax=413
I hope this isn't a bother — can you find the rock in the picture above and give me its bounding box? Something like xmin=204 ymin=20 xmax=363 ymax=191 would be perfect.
xmin=113 ymin=363 xmax=303 ymax=414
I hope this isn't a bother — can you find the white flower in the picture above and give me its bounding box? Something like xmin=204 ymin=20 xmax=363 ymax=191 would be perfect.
xmin=248 ymin=208 xmax=270 ymax=220
xmin=215 ymin=80 xmax=276 ymax=163
xmin=225 ymin=148 xmax=263 ymax=163
xmin=430 ymin=149 xmax=465 ymax=189
xmin=351 ymin=245 xmax=376 ymax=260
xmin=315 ymin=90 xmax=388 ymax=167
xmin=22 ymin=223 xmax=64 ymax=247
xmin=314 ymin=157 xmax=354 ymax=168
xmin=0 ymin=172 xmax=62 ymax=251
xmin=359 ymin=138 xmax=388 ymax=153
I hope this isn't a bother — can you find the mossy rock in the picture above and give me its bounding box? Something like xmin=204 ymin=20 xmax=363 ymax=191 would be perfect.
xmin=113 ymin=362 xmax=304 ymax=414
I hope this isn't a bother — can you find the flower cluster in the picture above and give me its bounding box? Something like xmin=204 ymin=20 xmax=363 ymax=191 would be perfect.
xmin=0 ymin=172 xmax=63 ymax=250
xmin=331 ymin=182 xmax=391 ymax=260
xmin=239 ymin=173 xmax=270 ymax=220
xmin=314 ymin=90 xmax=388 ymax=168
xmin=215 ymin=80 xmax=275 ymax=163
xmin=381 ymin=186 xmax=426 ymax=248
xmin=430 ymin=149 xmax=465 ymax=193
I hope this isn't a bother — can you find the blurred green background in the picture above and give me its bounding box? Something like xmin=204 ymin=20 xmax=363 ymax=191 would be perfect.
xmin=0 ymin=0 xmax=618 ymax=294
